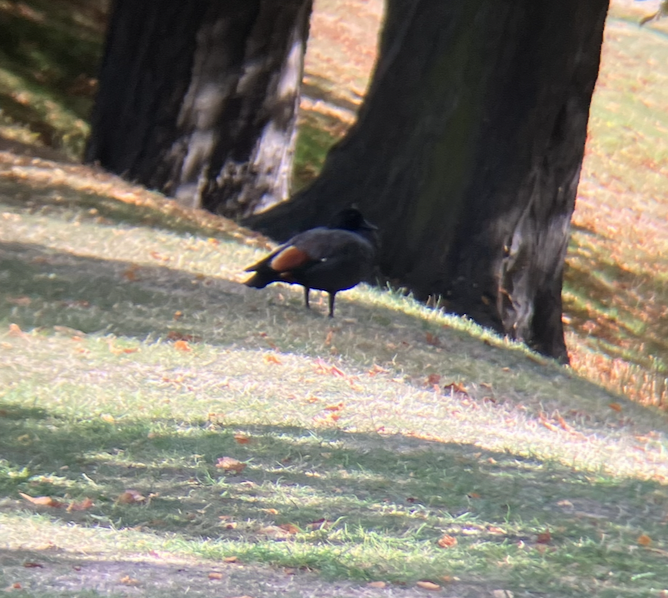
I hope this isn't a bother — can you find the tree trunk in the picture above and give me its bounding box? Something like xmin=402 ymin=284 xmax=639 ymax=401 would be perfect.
xmin=85 ymin=0 xmax=312 ymax=217
xmin=246 ymin=0 xmax=609 ymax=363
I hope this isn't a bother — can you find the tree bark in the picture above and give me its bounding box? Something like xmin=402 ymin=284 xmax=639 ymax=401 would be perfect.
xmin=85 ymin=0 xmax=312 ymax=217
xmin=247 ymin=0 xmax=609 ymax=363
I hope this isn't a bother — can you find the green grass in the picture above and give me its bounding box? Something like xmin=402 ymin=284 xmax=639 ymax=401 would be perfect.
xmin=2 ymin=157 xmax=668 ymax=597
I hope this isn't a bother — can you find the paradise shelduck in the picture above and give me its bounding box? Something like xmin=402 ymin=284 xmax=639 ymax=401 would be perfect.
xmin=244 ymin=208 xmax=377 ymax=317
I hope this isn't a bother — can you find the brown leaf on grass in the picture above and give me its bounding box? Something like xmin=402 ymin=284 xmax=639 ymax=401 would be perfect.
xmin=437 ymin=534 xmax=458 ymax=548
xmin=488 ymin=526 xmax=507 ymax=535
xmin=67 ymin=498 xmax=94 ymax=512
xmin=444 ymin=382 xmax=468 ymax=395
xmin=307 ymin=518 xmax=332 ymax=530
xmin=208 ymin=572 xmax=223 ymax=580
xmin=416 ymin=581 xmax=441 ymax=591
xmin=536 ymin=530 xmax=552 ymax=544
xmin=216 ymin=457 xmax=246 ymax=474
xmin=278 ymin=523 xmax=300 ymax=534
xmin=8 ymin=323 xmax=28 ymax=338
xmin=116 ymin=489 xmax=145 ymax=505
xmin=263 ymin=354 xmax=282 ymax=365
xmin=314 ymin=358 xmax=345 ymax=377
xmin=367 ymin=581 xmax=387 ymax=588
xmin=637 ymin=534 xmax=652 ymax=546
xmin=222 ymin=556 xmax=238 ymax=563
xmin=425 ymin=332 xmax=441 ymax=347
xmin=367 ymin=364 xmax=389 ymax=376
xmin=173 ymin=310 xmax=183 ymax=320
xmin=427 ymin=373 xmax=441 ymax=386
xmin=22 ymin=562 xmax=43 ymax=568
xmin=6 ymin=296 xmax=31 ymax=306
xmin=149 ymin=251 xmax=170 ymax=262
xmin=609 ymin=402 xmax=623 ymax=412
xmin=19 ymin=493 xmax=64 ymax=508
xmin=173 ymin=339 xmax=191 ymax=352
xmin=324 ymin=402 xmax=344 ymax=412
xmin=123 ymin=265 xmax=139 ymax=281
xmin=325 ymin=329 xmax=334 ymax=346
xmin=538 ymin=412 xmax=559 ymax=432
xmin=234 ymin=434 xmax=251 ymax=445
xmin=554 ymin=411 xmax=574 ymax=432
xmin=119 ymin=575 xmax=140 ymax=586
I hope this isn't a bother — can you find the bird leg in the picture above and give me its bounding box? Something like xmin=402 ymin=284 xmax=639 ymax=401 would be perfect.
xmin=304 ymin=287 xmax=310 ymax=310
xmin=328 ymin=292 xmax=336 ymax=318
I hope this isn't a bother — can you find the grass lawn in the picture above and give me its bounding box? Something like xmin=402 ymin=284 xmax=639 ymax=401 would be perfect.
xmin=1 ymin=0 xmax=668 ymax=596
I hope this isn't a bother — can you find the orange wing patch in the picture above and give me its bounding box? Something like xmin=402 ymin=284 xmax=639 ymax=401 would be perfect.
xmin=270 ymin=246 xmax=311 ymax=272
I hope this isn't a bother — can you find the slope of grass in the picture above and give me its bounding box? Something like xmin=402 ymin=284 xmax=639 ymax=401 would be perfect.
xmin=2 ymin=150 xmax=668 ymax=597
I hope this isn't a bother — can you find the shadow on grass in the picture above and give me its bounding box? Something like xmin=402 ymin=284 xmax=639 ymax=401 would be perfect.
xmin=0 ymin=177 xmax=249 ymax=241
xmin=0 ymin=0 xmax=106 ymax=116
xmin=1 ymin=407 xmax=666 ymax=585
xmin=564 ymin=232 xmax=668 ymax=368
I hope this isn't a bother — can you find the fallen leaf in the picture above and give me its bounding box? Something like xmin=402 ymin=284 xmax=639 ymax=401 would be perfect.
xmin=67 ymin=498 xmax=94 ymax=512
xmin=367 ymin=581 xmax=387 ymax=588
xmin=538 ymin=412 xmax=559 ymax=432
xmin=6 ymin=296 xmax=31 ymax=306
xmin=609 ymin=402 xmax=623 ymax=412
xmin=488 ymin=526 xmax=506 ymax=535
xmin=216 ymin=457 xmax=246 ymax=474
xmin=425 ymin=332 xmax=441 ymax=347
xmin=22 ymin=562 xmax=43 ymax=568
xmin=263 ymin=354 xmax=282 ymax=364
xmin=173 ymin=340 xmax=191 ymax=352
xmin=536 ymin=530 xmax=552 ymax=544
xmin=437 ymin=534 xmax=458 ymax=548
xmin=278 ymin=523 xmax=300 ymax=534
xmin=119 ymin=575 xmax=140 ymax=586
xmin=173 ymin=310 xmax=184 ymax=320
xmin=123 ymin=265 xmax=139 ymax=281
xmin=19 ymin=493 xmax=63 ymax=508
xmin=223 ymin=556 xmax=239 ymax=563
xmin=208 ymin=572 xmax=223 ymax=580
xmin=324 ymin=403 xmax=344 ymax=412
xmin=149 ymin=251 xmax=170 ymax=262
xmin=427 ymin=373 xmax=441 ymax=386
xmin=325 ymin=329 xmax=334 ymax=345
xmin=416 ymin=580 xmax=441 ymax=591
xmin=367 ymin=364 xmax=389 ymax=376
xmin=8 ymin=323 xmax=27 ymax=338
xmin=637 ymin=534 xmax=652 ymax=546
xmin=101 ymin=414 xmax=115 ymax=424
xmin=234 ymin=434 xmax=251 ymax=445
xmin=444 ymin=382 xmax=468 ymax=395
xmin=116 ymin=489 xmax=145 ymax=505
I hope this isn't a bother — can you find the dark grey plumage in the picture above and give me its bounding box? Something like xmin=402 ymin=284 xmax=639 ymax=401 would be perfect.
xmin=244 ymin=208 xmax=377 ymax=317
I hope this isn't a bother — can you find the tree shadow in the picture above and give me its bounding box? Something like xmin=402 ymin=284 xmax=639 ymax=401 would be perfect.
xmin=1 ymin=410 xmax=666 ymax=587
xmin=565 ymin=228 xmax=668 ymax=368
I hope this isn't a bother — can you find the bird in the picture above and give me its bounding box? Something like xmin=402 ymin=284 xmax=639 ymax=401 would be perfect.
xmin=244 ymin=207 xmax=377 ymax=317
